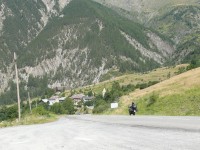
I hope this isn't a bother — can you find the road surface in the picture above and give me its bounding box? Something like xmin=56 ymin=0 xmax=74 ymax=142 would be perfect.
xmin=0 ymin=115 xmax=200 ymax=150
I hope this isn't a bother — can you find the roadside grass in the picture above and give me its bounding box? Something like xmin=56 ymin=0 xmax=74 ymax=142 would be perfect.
xmin=0 ymin=113 xmax=59 ymax=128
xmin=136 ymin=87 xmax=200 ymax=116
xmin=105 ymin=67 xmax=200 ymax=116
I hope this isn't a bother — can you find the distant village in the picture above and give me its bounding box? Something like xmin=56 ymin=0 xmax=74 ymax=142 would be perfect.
xmin=41 ymin=87 xmax=118 ymax=110
xmin=41 ymin=91 xmax=95 ymax=108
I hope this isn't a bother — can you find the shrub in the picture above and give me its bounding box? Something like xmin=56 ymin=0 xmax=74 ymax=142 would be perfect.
xmin=62 ymin=98 xmax=75 ymax=114
xmin=146 ymin=93 xmax=159 ymax=107
xmin=175 ymin=67 xmax=186 ymax=75
xmin=84 ymin=100 xmax=94 ymax=107
xmin=50 ymin=103 xmax=66 ymax=114
xmin=93 ymin=100 xmax=109 ymax=114
xmin=0 ymin=105 xmax=18 ymax=121
xmin=32 ymin=106 xmax=49 ymax=116
xmin=6 ymin=105 xmax=18 ymax=119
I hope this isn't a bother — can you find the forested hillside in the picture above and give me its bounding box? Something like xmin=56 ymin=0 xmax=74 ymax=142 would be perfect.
xmin=95 ymin=0 xmax=200 ymax=65
xmin=0 ymin=0 xmax=176 ymax=104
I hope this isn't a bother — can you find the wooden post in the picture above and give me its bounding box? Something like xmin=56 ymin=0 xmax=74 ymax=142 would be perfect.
xmin=28 ymin=92 xmax=32 ymax=114
xmin=14 ymin=52 xmax=21 ymax=121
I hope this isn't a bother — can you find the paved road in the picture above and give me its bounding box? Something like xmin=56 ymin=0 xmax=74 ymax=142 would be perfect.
xmin=0 ymin=115 xmax=200 ymax=150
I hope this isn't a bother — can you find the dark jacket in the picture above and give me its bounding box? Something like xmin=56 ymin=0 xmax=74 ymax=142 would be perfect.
xmin=130 ymin=103 xmax=137 ymax=112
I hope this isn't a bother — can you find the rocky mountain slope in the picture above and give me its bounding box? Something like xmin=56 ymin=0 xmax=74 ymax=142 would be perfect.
xmin=94 ymin=0 xmax=199 ymax=22
xmin=0 ymin=0 xmax=71 ymax=92
xmin=94 ymin=0 xmax=200 ymax=64
xmin=0 ymin=0 xmax=175 ymax=100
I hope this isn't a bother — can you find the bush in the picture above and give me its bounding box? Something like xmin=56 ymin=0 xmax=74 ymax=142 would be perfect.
xmin=50 ymin=103 xmax=66 ymax=114
xmin=6 ymin=105 xmax=18 ymax=119
xmin=32 ymin=106 xmax=49 ymax=116
xmin=84 ymin=100 xmax=94 ymax=107
xmin=148 ymin=81 xmax=159 ymax=86
xmin=187 ymin=59 xmax=200 ymax=70
xmin=62 ymin=98 xmax=75 ymax=114
xmin=0 ymin=105 xmax=18 ymax=121
xmin=146 ymin=93 xmax=159 ymax=107
xmin=0 ymin=112 xmax=7 ymax=121
xmin=93 ymin=100 xmax=109 ymax=114
xmin=175 ymin=67 xmax=187 ymax=75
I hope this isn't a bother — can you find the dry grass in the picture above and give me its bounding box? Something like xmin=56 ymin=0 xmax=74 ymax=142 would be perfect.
xmin=70 ymin=65 xmax=186 ymax=95
xmin=109 ymin=67 xmax=200 ymax=115
xmin=0 ymin=114 xmax=60 ymax=128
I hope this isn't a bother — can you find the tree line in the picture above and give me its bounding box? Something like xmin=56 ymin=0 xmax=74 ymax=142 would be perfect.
xmin=0 ymin=97 xmax=75 ymax=122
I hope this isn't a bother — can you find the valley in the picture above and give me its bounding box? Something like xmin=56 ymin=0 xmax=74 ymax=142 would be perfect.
xmin=0 ymin=0 xmax=199 ymax=124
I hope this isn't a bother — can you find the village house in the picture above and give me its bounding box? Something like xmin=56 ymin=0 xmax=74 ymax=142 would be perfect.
xmin=58 ymin=97 xmax=66 ymax=103
xmin=42 ymin=99 xmax=49 ymax=103
xmin=71 ymin=93 xmax=85 ymax=105
xmin=82 ymin=96 xmax=94 ymax=102
xmin=41 ymin=96 xmax=66 ymax=105
xmin=48 ymin=96 xmax=60 ymax=106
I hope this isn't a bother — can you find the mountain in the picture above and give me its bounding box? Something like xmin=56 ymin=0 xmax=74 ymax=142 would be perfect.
xmin=153 ymin=5 xmax=200 ymax=64
xmin=0 ymin=0 xmax=71 ymax=92
xmin=0 ymin=0 xmax=177 ymax=104
xmin=94 ymin=0 xmax=199 ymax=22
xmin=94 ymin=0 xmax=200 ymax=64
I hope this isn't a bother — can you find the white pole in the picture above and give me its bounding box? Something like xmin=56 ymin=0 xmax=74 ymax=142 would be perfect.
xmin=28 ymin=92 xmax=32 ymax=114
xmin=14 ymin=52 xmax=21 ymax=121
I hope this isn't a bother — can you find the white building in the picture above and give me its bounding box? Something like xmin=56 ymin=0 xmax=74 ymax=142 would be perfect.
xmin=42 ymin=99 xmax=49 ymax=103
xmin=48 ymin=96 xmax=59 ymax=106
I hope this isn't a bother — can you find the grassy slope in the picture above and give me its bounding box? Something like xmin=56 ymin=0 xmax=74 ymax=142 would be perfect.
xmin=107 ymin=67 xmax=200 ymax=116
xmin=65 ymin=65 xmax=185 ymax=96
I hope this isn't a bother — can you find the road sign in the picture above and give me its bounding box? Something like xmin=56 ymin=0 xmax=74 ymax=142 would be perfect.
xmin=111 ymin=103 xmax=118 ymax=109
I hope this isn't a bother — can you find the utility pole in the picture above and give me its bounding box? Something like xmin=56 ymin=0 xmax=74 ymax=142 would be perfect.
xmin=28 ymin=92 xmax=32 ymax=114
xmin=36 ymin=100 xmax=38 ymax=108
xmin=14 ymin=52 xmax=21 ymax=121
